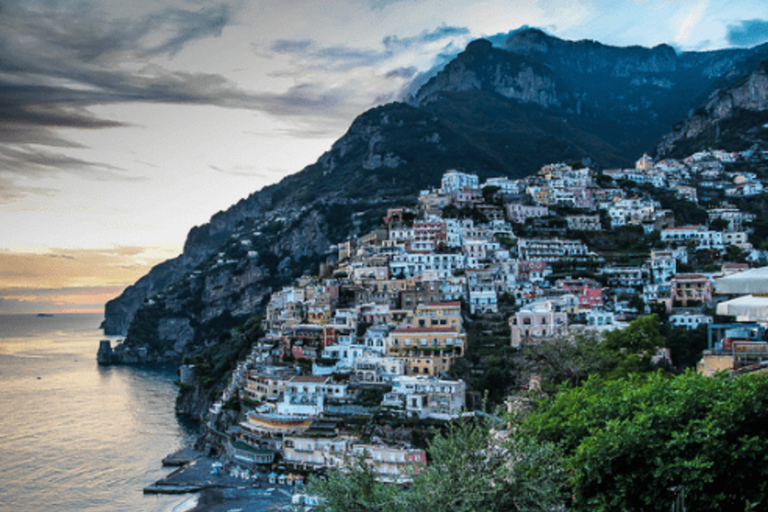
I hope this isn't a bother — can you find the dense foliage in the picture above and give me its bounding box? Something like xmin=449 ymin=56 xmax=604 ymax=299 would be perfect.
xmin=524 ymin=371 xmax=768 ymax=511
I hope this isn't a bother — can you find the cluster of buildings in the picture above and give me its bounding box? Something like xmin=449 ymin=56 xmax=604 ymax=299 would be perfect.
xmin=197 ymin=151 xmax=768 ymax=480
xmin=604 ymin=150 xmax=765 ymax=200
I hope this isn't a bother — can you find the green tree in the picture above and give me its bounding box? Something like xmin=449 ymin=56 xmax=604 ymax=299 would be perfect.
xmin=409 ymin=416 xmax=565 ymax=512
xmin=601 ymin=314 xmax=665 ymax=379
xmin=309 ymin=454 xmax=403 ymax=512
xmin=524 ymin=371 xmax=768 ymax=512
xmin=310 ymin=415 xmax=566 ymax=512
xmin=519 ymin=333 xmax=612 ymax=394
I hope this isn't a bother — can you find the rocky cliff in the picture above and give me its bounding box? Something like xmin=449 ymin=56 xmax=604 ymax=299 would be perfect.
xmin=103 ymin=30 xmax=768 ymax=368
xmin=656 ymin=59 xmax=768 ymax=157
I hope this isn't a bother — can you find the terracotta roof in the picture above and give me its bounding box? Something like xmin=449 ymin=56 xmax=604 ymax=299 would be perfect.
xmin=674 ymin=274 xmax=707 ymax=280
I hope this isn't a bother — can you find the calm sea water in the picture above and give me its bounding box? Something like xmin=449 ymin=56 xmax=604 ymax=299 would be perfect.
xmin=0 ymin=314 xmax=199 ymax=512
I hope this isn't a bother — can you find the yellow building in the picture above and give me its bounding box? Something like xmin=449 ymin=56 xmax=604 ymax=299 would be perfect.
xmin=411 ymin=301 xmax=462 ymax=330
xmin=387 ymin=327 xmax=465 ymax=376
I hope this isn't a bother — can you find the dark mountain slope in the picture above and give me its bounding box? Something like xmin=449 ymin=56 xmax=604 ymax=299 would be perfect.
xmin=657 ymin=58 xmax=768 ymax=157
xmin=103 ymin=31 xmax=768 ymax=366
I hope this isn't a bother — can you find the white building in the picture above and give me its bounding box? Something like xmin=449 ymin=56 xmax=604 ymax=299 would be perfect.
xmin=441 ymin=170 xmax=479 ymax=194
xmin=482 ymin=177 xmax=521 ymax=195
xmin=649 ymin=250 xmax=677 ymax=284
xmin=389 ymin=252 xmax=467 ymax=279
xmin=381 ymin=375 xmax=466 ymax=420
xmin=661 ymin=226 xmax=724 ymax=251
xmin=466 ymin=268 xmax=498 ymax=314
xmin=276 ymin=376 xmax=350 ymax=416
xmin=517 ymin=238 xmax=591 ymax=262
xmin=670 ymin=312 xmax=713 ymax=329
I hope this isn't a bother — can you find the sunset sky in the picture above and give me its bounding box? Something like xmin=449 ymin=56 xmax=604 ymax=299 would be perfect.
xmin=3 ymin=0 xmax=768 ymax=315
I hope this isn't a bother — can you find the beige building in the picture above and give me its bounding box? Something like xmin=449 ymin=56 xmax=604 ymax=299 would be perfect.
xmin=510 ymin=308 xmax=569 ymax=348
xmin=672 ymin=274 xmax=712 ymax=307
xmin=282 ymin=435 xmax=357 ymax=469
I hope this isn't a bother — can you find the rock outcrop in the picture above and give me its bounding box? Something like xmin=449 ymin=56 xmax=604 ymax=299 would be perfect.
xmin=657 ymin=59 xmax=768 ymax=156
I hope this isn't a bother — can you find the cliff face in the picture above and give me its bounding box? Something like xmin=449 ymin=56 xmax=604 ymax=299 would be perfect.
xmin=411 ymin=29 xmax=768 ymax=157
xmin=104 ymin=31 xmax=768 ymax=368
xmin=657 ymin=59 xmax=768 ymax=157
xmin=412 ymin=39 xmax=560 ymax=108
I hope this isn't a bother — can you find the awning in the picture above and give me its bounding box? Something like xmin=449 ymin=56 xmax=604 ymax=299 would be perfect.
xmin=715 ymin=266 xmax=768 ymax=295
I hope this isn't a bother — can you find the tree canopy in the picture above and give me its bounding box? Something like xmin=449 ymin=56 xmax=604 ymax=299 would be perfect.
xmin=523 ymin=371 xmax=768 ymax=511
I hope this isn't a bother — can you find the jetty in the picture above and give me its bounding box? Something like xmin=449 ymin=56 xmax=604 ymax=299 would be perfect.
xmin=162 ymin=447 xmax=202 ymax=467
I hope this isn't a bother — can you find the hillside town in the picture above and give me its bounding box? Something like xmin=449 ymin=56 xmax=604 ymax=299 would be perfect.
xmin=179 ymin=148 xmax=768 ymax=486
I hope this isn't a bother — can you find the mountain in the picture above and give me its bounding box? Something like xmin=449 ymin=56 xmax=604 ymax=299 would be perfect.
xmin=102 ymin=30 xmax=768 ymax=364
xmin=411 ymin=30 xmax=768 ymax=160
xmin=656 ymin=58 xmax=768 ymax=157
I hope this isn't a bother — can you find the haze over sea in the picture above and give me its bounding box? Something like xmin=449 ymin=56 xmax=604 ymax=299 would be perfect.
xmin=0 ymin=313 xmax=198 ymax=512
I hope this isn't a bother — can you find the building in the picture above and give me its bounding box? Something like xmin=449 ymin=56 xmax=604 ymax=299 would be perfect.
xmin=649 ymin=250 xmax=677 ymax=284
xmin=506 ymin=204 xmax=549 ymax=224
xmin=282 ymin=435 xmax=356 ymax=470
xmin=351 ymin=444 xmax=427 ymax=483
xmin=510 ymin=303 xmax=569 ymax=348
xmin=381 ymin=375 xmax=466 ymax=420
xmin=566 ymin=214 xmax=602 ymax=231
xmin=670 ymin=312 xmax=713 ymax=329
xmin=556 ymin=278 xmax=603 ymax=310
xmin=672 ymin=274 xmax=713 ymax=307
xmin=441 ymin=170 xmax=479 ymax=194
xmin=517 ymin=238 xmax=591 ymax=262
xmin=708 ymin=207 xmax=756 ymax=232
xmin=387 ymin=327 xmax=465 ymax=376
xmin=466 ymin=268 xmax=498 ymax=314
xmin=243 ymin=366 xmax=300 ymax=403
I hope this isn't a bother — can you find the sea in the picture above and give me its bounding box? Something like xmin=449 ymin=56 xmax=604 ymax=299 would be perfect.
xmin=0 ymin=313 xmax=200 ymax=512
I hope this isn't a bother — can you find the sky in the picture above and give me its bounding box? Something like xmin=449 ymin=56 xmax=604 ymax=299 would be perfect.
xmin=2 ymin=0 xmax=768 ymax=315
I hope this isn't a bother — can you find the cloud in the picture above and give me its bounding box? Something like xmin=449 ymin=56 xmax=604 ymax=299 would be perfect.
xmin=266 ymin=24 xmax=470 ymax=71
xmin=141 ymin=4 xmax=232 ymax=56
xmin=385 ymin=66 xmax=419 ymax=79
xmin=0 ymin=245 xmax=178 ymax=313
xmin=0 ymin=245 xmax=171 ymax=289
xmin=0 ymin=0 xmax=293 ymax=197
xmin=727 ymin=19 xmax=768 ymax=47
xmin=382 ymin=25 xmax=470 ymax=50
xmin=0 ymin=285 xmax=127 ymax=314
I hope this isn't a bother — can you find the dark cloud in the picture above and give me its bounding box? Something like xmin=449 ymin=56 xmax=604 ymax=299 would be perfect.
xmin=143 ymin=5 xmax=231 ymax=56
xmin=0 ymin=1 xmax=243 ymax=196
xmin=382 ymin=25 xmax=470 ymax=50
xmin=0 ymin=176 xmax=55 ymax=203
xmin=385 ymin=66 xmax=418 ymax=79
xmin=727 ymin=19 xmax=768 ymax=47
xmin=0 ymin=0 xmax=356 ymax=199
xmin=267 ymin=24 xmax=469 ymax=71
xmin=270 ymin=39 xmax=314 ymax=53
